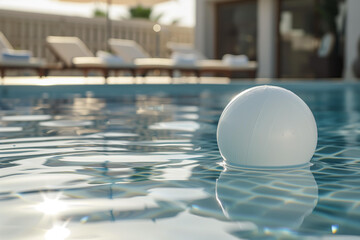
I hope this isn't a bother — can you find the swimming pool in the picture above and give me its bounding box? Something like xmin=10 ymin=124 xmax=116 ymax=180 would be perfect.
xmin=0 ymin=82 xmax=359 ymax=239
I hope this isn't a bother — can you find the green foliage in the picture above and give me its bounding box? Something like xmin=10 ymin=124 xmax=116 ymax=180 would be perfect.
xmin=129 ymin=5 xmax=152 ymax=19
xmin=93 ymin=8 xmax=106 ymax=18
xmin=171 ymin=18 xmax=180 ymax=25
xmin=128 ymin=4 xmax=163 ymax=22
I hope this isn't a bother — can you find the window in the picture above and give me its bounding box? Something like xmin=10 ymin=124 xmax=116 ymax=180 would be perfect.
xmin=278 ymin=0 xmax=346 ymax=78
xmin=216 ymin=0 xmax=257 ymax=61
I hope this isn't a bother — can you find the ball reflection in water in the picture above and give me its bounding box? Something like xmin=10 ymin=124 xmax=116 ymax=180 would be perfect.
xmin=216 ymin=166 xmax=318 ymax=229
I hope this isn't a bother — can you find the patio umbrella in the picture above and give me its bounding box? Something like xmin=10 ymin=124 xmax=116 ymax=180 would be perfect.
xmin=58 ymin=0 xmax=170 ymax=49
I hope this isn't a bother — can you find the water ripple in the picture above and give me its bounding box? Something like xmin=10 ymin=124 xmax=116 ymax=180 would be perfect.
xmin=0 ymin=87 xmax=360 ymax=239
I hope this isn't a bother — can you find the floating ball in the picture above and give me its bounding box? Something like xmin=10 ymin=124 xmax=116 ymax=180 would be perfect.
xmin=217 ymin=85 xmax=317 ymax=167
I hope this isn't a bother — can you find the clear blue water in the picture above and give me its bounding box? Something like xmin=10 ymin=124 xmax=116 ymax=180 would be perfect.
xmin=0 ymin=83 xmax=359 ymax=239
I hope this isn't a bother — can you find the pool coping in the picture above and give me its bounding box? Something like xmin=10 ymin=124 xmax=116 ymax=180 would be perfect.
xmin=0 ymin=79 xmax=358 ymax=99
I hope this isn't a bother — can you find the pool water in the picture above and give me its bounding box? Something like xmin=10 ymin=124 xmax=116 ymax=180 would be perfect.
xmin=0 ymin=83 xmax=359 ymax=239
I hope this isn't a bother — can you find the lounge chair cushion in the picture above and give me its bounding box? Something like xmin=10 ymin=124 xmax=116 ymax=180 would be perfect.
xmin=96 ymin=50 xmax=124 ymax=65
xmin=46 ymin=36 xmax=94 ymax=67
xmin=171 ymin=52 xmax=197 ymax=66
xmin=0 ymin=57 xmax=45 ymax=67
xmin=0 ymin=32 xmax=45 ymax=69
xmin=72 ymin=57 xmax=106 ymax=68
xmin=108 ymin=38 xmax=150 ymax=63
xmin=134 ymin=58 xmax=173 ymax=69
xmin=222 ymin=54 xmax=249 ymax=66
xmin=73 ymin=57 xmax=135 ymax=68
xmin=167 ymin=42 xmax=206 ymax=60
xmin=198 ymin=59 xmax=257 ymax=71
xmin=0 ymin=32 xmax=13 ymax=52
xmin=1 ymin=49 xmax=32 ymax=61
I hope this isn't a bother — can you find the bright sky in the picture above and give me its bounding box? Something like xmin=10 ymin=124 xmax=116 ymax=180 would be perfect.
xmin=0 ymin=0 xmax=195 ymax=27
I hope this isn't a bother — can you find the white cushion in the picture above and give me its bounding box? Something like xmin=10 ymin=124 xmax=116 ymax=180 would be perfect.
xmin=222 ymin=54 xmax=249 ymax=66
xmin=73 ymin=56 xmax=135 ymax=68
xmin=199 ymin=59 xmax=257 ymax=70
xmin=134 ymin=58 xmax=173 ymax=68
xmin=167 ymin=42 xmax=206 ymax=60
xmin=96 ymin=50 xmax=124 ymax=65
xmin=0 ymin=57 xmax=45 ymax=67
xmin=46 ymin=36 xmax=94 ymax=67
xmin=0 ymin=32 xmax=13 ymax=52
xmin=108 ymin=38 xmax=150 ymax=63
xmin=171 ymin=52 xmax=197 ymax=66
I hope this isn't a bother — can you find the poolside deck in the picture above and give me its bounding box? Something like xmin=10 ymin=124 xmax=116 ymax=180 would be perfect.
xmin=0 ymin=77 xmax=352 ymax=100
xmin=0 ymin=76 xmax=346 ymax=87
xmin=0 ymin=76 xmax=237 ymax=86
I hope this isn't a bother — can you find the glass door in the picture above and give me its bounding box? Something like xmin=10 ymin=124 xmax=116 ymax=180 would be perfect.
xmin=278 ymin=0 xmax=346 ymax=78
xmin=215 ymin=0 xmax=257 ymax=61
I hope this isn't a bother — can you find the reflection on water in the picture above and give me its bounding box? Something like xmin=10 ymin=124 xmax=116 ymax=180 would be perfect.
xmin=216 ymin=166 xmax=318 ymax=237
xmin=35 ymin=193 xmax=67 ymax=215
xmin=45 ymin=225 xmax=70 ymax=240
xmin=0 ymin=84 xmax=360 ymax=239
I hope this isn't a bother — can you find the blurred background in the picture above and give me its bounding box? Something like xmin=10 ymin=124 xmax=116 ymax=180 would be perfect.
xmin=1 ymin=0 xmax=360 ymax=79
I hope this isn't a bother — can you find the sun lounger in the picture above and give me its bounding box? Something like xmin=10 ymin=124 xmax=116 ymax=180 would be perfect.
xmin=46 ymin=36 xmax=136 ymax=78
xmin=108 ymin=38 xmax=174 ymax=76
xmin=0 ymin=32 xmax=46 ymax=78
xmin=167 ymin=42 xmax=257 ymax=78
xmin=109 ymin=39 xmax=212 ymax=77
xmin=198 ymin=59 xmax=257 ymax=78
xmin=109 ymin=38 xmax=257 ymax=78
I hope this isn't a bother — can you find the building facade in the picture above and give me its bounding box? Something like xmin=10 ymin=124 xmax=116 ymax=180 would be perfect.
xmin=195 ymin=0 xmax=360 ymax=80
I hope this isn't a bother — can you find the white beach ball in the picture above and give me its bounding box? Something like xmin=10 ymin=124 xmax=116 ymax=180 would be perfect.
xmin=217 ymin=85 xmax=317 ymax=167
